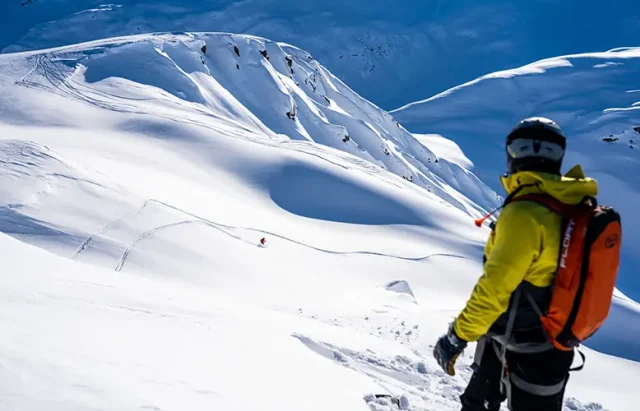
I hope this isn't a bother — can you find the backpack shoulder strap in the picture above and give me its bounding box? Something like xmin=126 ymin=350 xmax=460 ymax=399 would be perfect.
xmin=508 ymin=193 xmax=595 ymax=217
xmin=510 ymin=193 xmax=570 ymax=215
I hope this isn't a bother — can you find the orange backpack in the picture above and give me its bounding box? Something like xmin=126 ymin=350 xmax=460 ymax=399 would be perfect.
xmin=511 ymin=194 xmax=622 ymax=351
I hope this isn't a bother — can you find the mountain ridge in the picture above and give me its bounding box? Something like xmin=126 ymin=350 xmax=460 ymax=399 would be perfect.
xmin=3 ymin=0 xmax=639 ymax=109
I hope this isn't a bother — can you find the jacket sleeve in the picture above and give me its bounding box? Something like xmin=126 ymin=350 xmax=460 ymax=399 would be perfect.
xmin=453 ymin=203 xmax=542 ymax=342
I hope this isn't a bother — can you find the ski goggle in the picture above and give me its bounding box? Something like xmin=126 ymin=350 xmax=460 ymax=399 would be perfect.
xmin=507 ymin=138 xmax=564 ymax=161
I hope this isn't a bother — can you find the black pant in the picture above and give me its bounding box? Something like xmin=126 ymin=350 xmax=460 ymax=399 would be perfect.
xmin=460 ymin=337 xmax=574 ymax=411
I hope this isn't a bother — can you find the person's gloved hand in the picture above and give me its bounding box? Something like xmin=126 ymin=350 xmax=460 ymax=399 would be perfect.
xmin=433 ymin=323 xmax=467 ymax=376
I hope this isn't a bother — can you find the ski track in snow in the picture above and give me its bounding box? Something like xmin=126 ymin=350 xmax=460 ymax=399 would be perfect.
xmin=71 ymin=197 xmax=476 ymax=271
xmin=71 ymin=200 xmax=152 ymax=258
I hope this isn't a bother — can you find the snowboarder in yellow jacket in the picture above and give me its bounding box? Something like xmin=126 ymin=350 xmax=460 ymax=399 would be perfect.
xmin=433 ymin=117 xmax=598 ymax=411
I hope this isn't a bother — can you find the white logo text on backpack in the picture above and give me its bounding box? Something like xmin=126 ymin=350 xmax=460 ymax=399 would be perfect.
xmin=560 ymin=219 xmax=575 ymax=269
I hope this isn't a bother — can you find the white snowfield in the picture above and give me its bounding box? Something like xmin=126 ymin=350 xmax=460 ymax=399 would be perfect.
xmin=0 ymin=32 xmax=639 ymax=411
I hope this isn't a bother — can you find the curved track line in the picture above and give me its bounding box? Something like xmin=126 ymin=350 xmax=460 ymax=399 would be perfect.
xmin=146 ymin=199 xmax=479 ymax=262
xmin=111 ymin=199 xmax=479 ymax=273
xmin=114 ymin=219 xmax=256 ymax=272
xmin=71 ymin=200 xmax=151 ymax=259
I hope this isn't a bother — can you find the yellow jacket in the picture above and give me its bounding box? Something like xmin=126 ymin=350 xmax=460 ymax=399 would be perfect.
xmin=453 ymin=165 xmax=598 ymax=342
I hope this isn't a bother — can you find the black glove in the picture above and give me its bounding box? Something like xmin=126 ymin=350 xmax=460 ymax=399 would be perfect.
xmin=433 ymin=324 xmax=467 ymax=376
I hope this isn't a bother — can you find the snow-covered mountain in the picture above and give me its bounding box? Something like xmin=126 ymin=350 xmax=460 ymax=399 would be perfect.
xmin=2 ymin=32 xmax=497 ymax=219
xmin=2 ymin=0 xmax=639 ymax=109
xmin=1 ymin=21 xmax=640 ymax=411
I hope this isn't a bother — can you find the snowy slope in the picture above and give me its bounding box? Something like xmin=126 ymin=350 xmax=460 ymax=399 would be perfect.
xmin=6 ymin=231 xmax=639 ymax=411
xmin=1 ymin=32 xmax=640 ymax=411
xmin=0 ymin=133 xmax=635 ymax=410
xmin=2 ymin=0 xmax=639 ymax=108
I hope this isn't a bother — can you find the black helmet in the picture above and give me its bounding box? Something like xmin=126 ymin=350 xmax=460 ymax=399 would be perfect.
xmin=506 ymin=117 xmax=566 ymax=174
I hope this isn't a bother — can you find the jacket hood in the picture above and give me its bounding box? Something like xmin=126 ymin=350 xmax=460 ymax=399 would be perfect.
xmin=500 ymin=165 xmax=598 ymax=205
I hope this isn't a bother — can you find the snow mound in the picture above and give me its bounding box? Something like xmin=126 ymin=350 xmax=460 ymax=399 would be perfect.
xmin=385 ymin=280 xmax=416 ymax=299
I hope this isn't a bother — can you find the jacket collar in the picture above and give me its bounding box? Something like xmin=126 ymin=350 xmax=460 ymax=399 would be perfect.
xmin=500 ymin=165 xmax=598 ymax=205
